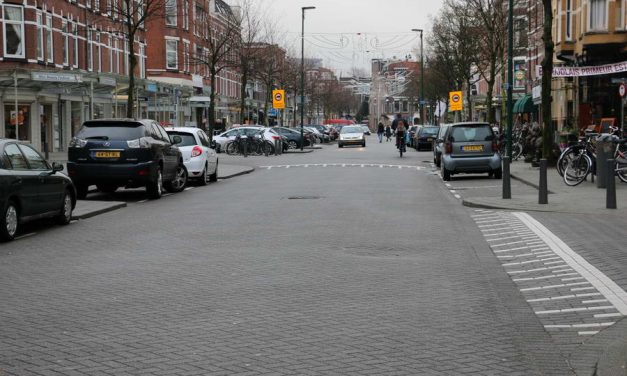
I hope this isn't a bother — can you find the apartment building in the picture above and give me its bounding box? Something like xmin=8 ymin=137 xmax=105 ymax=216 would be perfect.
xmin=369 ymin=59 xmax=421 ymax=124
xmin=145 ymin=0 xmax=241 ymax=130
xmin=0 ymin=0 xmax=147 ymax=154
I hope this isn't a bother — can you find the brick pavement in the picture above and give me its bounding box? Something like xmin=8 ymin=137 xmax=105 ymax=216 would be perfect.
xmin=0 ymin=140 xmax=577 ymax=375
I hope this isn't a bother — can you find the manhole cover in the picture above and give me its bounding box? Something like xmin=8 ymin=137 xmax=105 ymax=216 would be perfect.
xmin=287 ymin=196 xmax=322 ymax=200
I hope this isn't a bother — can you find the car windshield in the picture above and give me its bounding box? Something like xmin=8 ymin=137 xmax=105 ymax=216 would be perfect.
xmin=341 ymin=126 xmax=362 ymax=134
xmin=167 ymin=132 xmax=197 ymax=147
xmin=76 ymin=122 xmax=145 ymax=140
xmin=450 ymin=125 xmax=493 ymax=142
xmin=420 ymin=127 xmax=440 ymax=136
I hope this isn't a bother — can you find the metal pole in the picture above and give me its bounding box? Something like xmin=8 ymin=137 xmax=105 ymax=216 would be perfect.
xmin=420 ymin=30 xmax=424 ymax=125
xmin=502 ymin=156 xmax=511 ymax=199
xmin=90 ymin=80 xmax=94 ymax=120
xmin=300 ymin=7 xmax=315 ymax=151
xmin=607 ymin=159 xmax=616 ymax=209
xmin=622 ymin=97 xmax=625 ymax=137
xmin=507 ymin=0 xmax=513 ymax=158
xmin=13 ymin=70 xmax=18 ymax=140
xmin=539 ymin=158 xmax=548 ymax=204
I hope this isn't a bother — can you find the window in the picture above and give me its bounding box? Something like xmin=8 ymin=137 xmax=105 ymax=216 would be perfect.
xmin=46 ymin=14 xmax=53 ymax=63
xmin=183 ymin=40 xmax=190 ymax=73
xmin=166 ymin=0 xmax=177 ymax=26
xmin=137 ymin=0 xmax=145 ymax=27
xmin=183 ymin=0 xmax=189 ymax=29
xmin=94 ymin=0 xmax=100 ymax=12
xmin=114 ymin=38 xmax=120 ymax=73
xmin=62 ymin=20 xmax=69 ymax=66
xmin=565 ymin=0 xmax=572 ymax=40
xmin=36 ymin=11 xmax=44 ymax=60
xmin=139 ymin=43 xmax=145 ymax=78
xmin=87 ymin=28 xmax=93 ymax=71
xmin=4 ymin=144 xmax=28 ymax=169
xmin=96 ymin=32 xmax=101 ymax=72
xmin=73 ymin=23 xmax=79 ymax=68
xmin=589 ymin=0 xmax=607 ymax=31
xmin=18 ymin=145 xmax=48 ymax=170
xmin=166 ymin=39 xmax=178 ymax=70
xmin=109 ymin=35 xmax=114 ymax=73
xmin=3 ymin=5 xmax=25 ymax=58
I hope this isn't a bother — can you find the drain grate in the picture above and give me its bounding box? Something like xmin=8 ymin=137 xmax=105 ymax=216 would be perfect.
xmin=287 ymin=196 xmax=322 ymax=200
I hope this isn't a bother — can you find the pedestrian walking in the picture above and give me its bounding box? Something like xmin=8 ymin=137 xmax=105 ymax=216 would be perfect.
xmin=385 ymin=124 xmax=392 ymax=142
xmin=377 ymin=118 xmax=385 ymax=143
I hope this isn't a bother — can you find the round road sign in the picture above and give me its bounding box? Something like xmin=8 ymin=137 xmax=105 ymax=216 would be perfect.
xmin=452 ymin=94 xmax=460 ymax=103
xmin=274 ymin=92 xmax=283 ymax=102
xmin=620 ymin=84 xmax=626 ymax=98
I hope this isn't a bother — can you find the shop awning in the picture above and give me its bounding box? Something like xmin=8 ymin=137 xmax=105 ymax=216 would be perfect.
xmin=513 ymin=94 xmax=535 ymax=113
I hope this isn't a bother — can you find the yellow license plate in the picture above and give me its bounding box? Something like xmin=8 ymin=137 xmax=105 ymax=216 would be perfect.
xmin=427 ymin=138 xmax=433 ymax=142
xmin=462 ymin=145 xmax=484 ymax=152
xmin=95 ymin=151 xmax=120 ymax=158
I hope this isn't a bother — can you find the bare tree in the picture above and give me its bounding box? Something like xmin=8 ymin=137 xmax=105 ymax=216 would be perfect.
xmin=191 ymin=1 xmax=240 ymax=137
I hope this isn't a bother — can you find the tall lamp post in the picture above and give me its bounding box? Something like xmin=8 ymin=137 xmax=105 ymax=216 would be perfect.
xmin=411 ymin=29 xmax=424 ymax=125
xmin=300 ymin=6 xmax=315 ymax=151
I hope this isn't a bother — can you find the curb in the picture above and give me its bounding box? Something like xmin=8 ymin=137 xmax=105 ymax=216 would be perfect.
xmin=72 ymin=202 xmax=127 ymax=220
xmin=218 ymin=167 xmax=255 ymax=180
xmin=461 ymin=198 xmax=555 ymax=213
xmin=511 ymin=173 xmax=555 ymax=194
xmin=286 ymin=149 xmax=314 ymax=154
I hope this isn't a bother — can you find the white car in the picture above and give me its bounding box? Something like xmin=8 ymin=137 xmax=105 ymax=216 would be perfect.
xmin=338 ymin=125 xmax=366 ymax=148
xmin=165 ymin=127 xmax=218 ymax=185
xmin=213 ymin=126 xmax=281 ymax=153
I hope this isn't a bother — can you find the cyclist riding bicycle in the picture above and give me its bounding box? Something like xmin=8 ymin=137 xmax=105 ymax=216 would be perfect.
xmin=396 ymin=120 xmax=407 ymax=152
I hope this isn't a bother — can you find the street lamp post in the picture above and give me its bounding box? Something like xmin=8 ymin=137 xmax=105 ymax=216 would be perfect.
xmin=301 ymin=6 xmax=315 ymax=151
xmin=411 ymin=29 xmax=424 ymax=125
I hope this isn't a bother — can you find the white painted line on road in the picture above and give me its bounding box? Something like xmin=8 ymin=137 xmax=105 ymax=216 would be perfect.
xmin=471 ymin=213 xmax=495 ymax=218
xmin=454 ymin=194 xmax=462 ymax=199
xmin=487 ymin=235 xmax=524 ymax=242
xmin=562 ymin=277 xmax=586 ymax=282
xmin=552 ymin=268 xmax=574 ymax=274
xmin=594 ymin=313 xmax=623 ymax=318
xmin=503 ymin=259 xmax=545 ymax=267
xmin=514 ymin=212 xmax=627 ymax=315
xmin=497 ymin=253 xmax=534 ymax=259
xmin=527 ymin=293 xmax=601 ymax=303
xmin=513 ymin=275 xmax=559 ymax=282
xmin=582 ymin=299 xmax=609 ymax=304
xmin=545 ymin=323 xmax=614 ymax=329
xmin=536 ymin=306 xmax=615 ymax=314
xmin=494 ymin=246 xmax=531 ymax=253
xmin=572 ymin=287 xmax=596 ymax=292
xmin=538 ymin=257 xmax=561 ymax=262
xmin=544 ymin=261 xmax=566 ymax=265
xmin=475 ymin=219 xmax=505 ymax=224
xmin=533 ymin=251 xmax=554 ymax=256
xmin=578 ymin=331 xmax=600 ymax=335
xmin=554 ymin=272 xmax=579 ymax=278
xmin=484 ymin=231 xmax=523 ymax=237
xmin=520 ymin=282 xmax=590 ymax=292
xmin=492 ymin=241 xmax=528 ymax=248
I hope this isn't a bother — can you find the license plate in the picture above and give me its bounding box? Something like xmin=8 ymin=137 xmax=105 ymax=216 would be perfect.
xmin=95 ymin=151 xmax=120 ymax=158
xmin=462 ymin=145 xmax=484 ymax=152
xmin=427 ymin=138 xmax=433 ymax=142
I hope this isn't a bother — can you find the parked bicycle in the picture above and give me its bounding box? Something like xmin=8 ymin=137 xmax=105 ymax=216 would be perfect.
xmin=563 ymin=135 xmax=627 ymax=186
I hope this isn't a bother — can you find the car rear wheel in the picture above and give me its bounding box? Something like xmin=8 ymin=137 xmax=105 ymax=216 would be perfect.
xmin=442 ymin=164 xmax=451 ymax=181
xmin=288 ymin=140 xmax=298 ymax=149
xmin=56 ymin=190 xmax=73 ymax=225
xmin=198 ymin=163 xmax=209 ymax=186
xmin=209 ymin=160 xmax=218 ymax=182
xmin=1 ymin=200 xmax=18 ymax=241
xmin=147 ymin=168 xmax=163 ymax=199
xmin=165 ymin=165 xmax=188 ymax=193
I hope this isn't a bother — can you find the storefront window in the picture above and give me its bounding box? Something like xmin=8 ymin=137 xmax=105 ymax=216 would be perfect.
xmin=4 ymin=104 xmax=30 ymax=141
xmin=71 ymin=101 xmax=82 ymax=136
xmin=3 ymin=5 xmax=25 ymax=58
xmin=94 ymin=103 xmax=105 ymax=119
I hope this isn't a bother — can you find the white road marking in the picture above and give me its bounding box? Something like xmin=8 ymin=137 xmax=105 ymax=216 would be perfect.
xmin=520 ymin=282 xmax=590 ymax=291
xmin=572 ymin=287 xmax=597 ymax=292
xmin=514 ymin=212 xmax=627 ymax=315
xmin=594 ymin=313 xmax=623 ymax=318
xmin=545 ymin=323 xmax=614 ymax=329
xmin=582 ymin=299 xmax=609 ymax=304
xmin=536 ymin=306 xmax=615 ymax=314
xmin=487 ymin=235 xmax=524 ymax=242
xmin=494 ymin=246 xmax=531 ymax=253
xmin=578 ymin=331 xmax=600 ymax=335
xmin=527 ymin=293 xmax=601 ymax=303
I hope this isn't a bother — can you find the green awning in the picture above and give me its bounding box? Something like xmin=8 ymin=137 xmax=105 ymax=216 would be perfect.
xmin=513 ymin=94 xmax=535 ymax=113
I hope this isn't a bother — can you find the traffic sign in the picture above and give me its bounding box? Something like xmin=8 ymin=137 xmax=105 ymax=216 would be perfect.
xmin=449 ymin=91 xmax=463 ymax=111
xmin=620 ymin=84 xmax=626 ymax=98
xmin=272 ymin=89 xmax=285 ymax=109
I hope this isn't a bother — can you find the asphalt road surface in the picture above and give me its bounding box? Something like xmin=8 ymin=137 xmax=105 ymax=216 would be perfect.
xmin=2 ymin=136 xmax=613 ymax=375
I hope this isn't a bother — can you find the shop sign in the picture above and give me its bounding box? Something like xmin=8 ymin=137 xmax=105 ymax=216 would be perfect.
xmin=532 ymin=85 xmax=542 ymax=101
xmin=31 ymin=72 xmax=83 ymax=83
xmin=146 ymin=83 xmax=157 ymax=93
xmin=192 ymin=75 xmax=203 ymax=88
xmin=536 ymin=60 xmax=627 ymax=77
xmin=99 ymin=76 xmax=116 ymax=86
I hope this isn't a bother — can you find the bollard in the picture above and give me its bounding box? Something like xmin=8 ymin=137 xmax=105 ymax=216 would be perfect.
xmin=243 ymin=140 xmax=248 ymax=158
xmin=539 ymin=158 xmax=548 ymax=204
xmin=607 ymin=159 xmax=616 ymax=209
xmin=263 ymin=141 xmax=269 ymax=157
xmin=274 ymin=140 xmax=279 ymax=156
xmin=278 ymin=140 xmax=283 ymax=155
xmin=502 ymin=156 xmax=511 ymax=199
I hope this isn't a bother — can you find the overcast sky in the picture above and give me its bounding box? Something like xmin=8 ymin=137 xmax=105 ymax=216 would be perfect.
xmin=258 ymin=0 xmax=445 ymax=76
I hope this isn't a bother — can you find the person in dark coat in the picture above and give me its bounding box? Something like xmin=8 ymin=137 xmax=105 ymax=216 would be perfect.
xmin=377 ymin=117 xmax=385 ymax=143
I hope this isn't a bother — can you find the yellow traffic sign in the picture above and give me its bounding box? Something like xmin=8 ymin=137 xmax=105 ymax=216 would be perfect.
xmin=449 ymin=91 xmax=463 ymax=111
xmin=272 ymin=89 xmax=285 ymax=109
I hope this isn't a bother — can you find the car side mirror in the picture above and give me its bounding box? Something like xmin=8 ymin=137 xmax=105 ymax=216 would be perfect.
xmin=52 ymin=162 xmax=64 ymax=172
xmin=171 ymin=135 xmax=182 ymax=144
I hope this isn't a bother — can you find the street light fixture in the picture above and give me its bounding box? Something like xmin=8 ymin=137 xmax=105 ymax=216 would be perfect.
xmin=300 ymin=6 xmax=315 ymax=151
xmin=411 ymin=28 xmax=424 ymax=125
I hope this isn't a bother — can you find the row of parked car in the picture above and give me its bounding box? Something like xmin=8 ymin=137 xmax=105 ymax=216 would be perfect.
xmin=412 ymin=122 xmax=503 ymax=181
xmin=1 ymin=119 xmax=219 ymax=241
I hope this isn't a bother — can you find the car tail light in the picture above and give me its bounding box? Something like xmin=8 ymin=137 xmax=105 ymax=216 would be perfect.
xmin=272 ymin=135 xmax=280 ymax=140
xmin=445 ymin=142 xmax=452 ymax=154
xmin=138 ymin=169 xmax=150 ymax=176
xmin=191 ymin=146 xmax=203 ymax=157
xmin=492 ymin=141 xmax=498 ymax=153
xmin=69 ymin=137 xmax=87 ymax=148
xmin=127 ymin=138 xmax=150 ymax=148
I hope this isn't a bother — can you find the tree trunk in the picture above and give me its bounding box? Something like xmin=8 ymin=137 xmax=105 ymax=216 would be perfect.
xmin=541 ymin=0 xmax=555 ymax=163
xmin=126 ymin=31 xmax=136 ymax=119
xmin=239 ymin=67 xmax=248 ymax=123
xmin=208 ymin=67 xmax=217 ymax=140
xmin=466 ymin=80 xmax=473 ymax=121
xmin=486 ymin=56 xmax=497 ymax=124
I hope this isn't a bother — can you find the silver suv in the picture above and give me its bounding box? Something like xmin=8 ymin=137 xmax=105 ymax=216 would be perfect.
xmin=439 ymin=122 xmax=502 ymax=181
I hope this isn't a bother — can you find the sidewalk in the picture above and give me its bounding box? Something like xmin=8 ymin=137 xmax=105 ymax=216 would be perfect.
xmin=463 ymin=160 xmax=627 ymax=215
xmin=70 ymin=163 xmax=254 ymax=219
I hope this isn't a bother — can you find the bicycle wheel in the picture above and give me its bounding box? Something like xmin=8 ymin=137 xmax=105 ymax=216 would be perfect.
xmin=225 ymin=141 xmax=239 ymax=155
xmin=615 ymin=144 xmax=627 ymax=183
xmin=512 ymin=142 xmax=523 ymax=160
xmin=563 ymin=154 xmax=591 ymax=186
xmin=557 ymin=147 xmax=579 ymax=177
